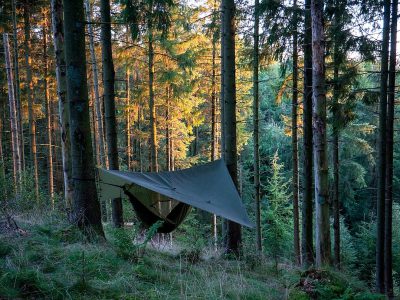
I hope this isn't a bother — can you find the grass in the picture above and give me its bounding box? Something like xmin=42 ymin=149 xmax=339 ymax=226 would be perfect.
xmin=0 ymin=214 xmax=384 ymax=299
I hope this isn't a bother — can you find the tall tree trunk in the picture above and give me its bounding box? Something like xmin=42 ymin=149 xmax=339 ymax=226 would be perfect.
xmin=292 ymin=0 xmax=300 ymax=265
xmin=148 ymin=21 xmax=158 ymax=172
xmin=43 ymin=12 xmax=55 ymax=203
xmin=302 ymin=0 xmax=314 ymax=267
xmin=126 ymin=68 xmax=132 ymax=170
xmin=332 ymin=16 xmax=341 ymax=267
xmin=221 ymin=0 xmax=241 ymax=256
xmin=85 ymin=0 xmax=107 ymax=168
xmin=166 ymin=86 xmax=171 ymax=171
xmin=136 ymin=104 xmax=142 ymax=172
xmin=100 ymin=0 xmax=123 ymax=227
xmin=253 ymin=0 xmax=262 ymax=253
xmin=51 ymin=0 xmax=73 ymax=207
xmin=311 ymin=0 xmax=330 ymax=267
xmin=211 ymin=5 xmax=218 ymax=251
xmin=23 ymin=4 xmax=39 ymax=201
xmin=376 ymin=0 xmax=390 ymax=293
xmin=63 ymin=0 xmax=104 ymax=236
xmin=3 ymin=33 xmax=21 ymax=188
xmin=332 ymin=66 xmax=340 ymax=269
xmin=384 ymin=0 xmax=397 ymax=297
xmin=12 ymin=0 xmax=24 ymax=170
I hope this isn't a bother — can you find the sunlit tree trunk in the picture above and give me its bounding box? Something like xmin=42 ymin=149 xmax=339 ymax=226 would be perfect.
xmin=166 ymin=86 xmax=171 ymax=171
xmin=63 ymin=0 xmax=104 ymax=236
xmin=137 ymin=105 xmax=143 ymax=172
xmin=253 ymin=0 xmax=262 ymax=253
xmin=211 ymin=5 xmax=219 ymax=250
xmin=3 ymin=33 xmax=21 ymax=188
xmin=384 ymin=0 xmax=397 ymax=297
xmin=126 ymin=68 xmax=132 ymax=170
xmin=12 ymin=0 xmax=24 ymax=170
xmin=302 ymin=0 xmax=314 ymax=267
xmin=148 ymin=18 xmax=158 ymax=172
xmin=292 ymin=0 xmax=300 ymax=265
xmin=23 ymin=4 xmax=39 ymax=200
xmin=221 ymin=0 xmax=241 ymax=256
xmin=43 ymin=12 xmax=55 ymax=203
xmin=311 ymin=0 xmax=331 ymax=267
xmin=376 ymin=0 xmax=390 ymax=293
xmin=51 ymin=0 xmax=73 ymax=207
xmin=85 ymin=0 xmax=107 ymax=168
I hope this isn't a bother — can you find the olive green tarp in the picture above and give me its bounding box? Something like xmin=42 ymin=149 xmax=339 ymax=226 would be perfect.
xmin=97 ymin=160 xmax=253 ymax=232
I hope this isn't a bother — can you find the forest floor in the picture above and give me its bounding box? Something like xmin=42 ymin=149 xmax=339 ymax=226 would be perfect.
xmin=0 ymin=212 xmax=384 ymax=300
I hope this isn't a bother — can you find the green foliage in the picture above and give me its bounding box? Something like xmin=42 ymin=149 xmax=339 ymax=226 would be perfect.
xmin=262 ymin=152 xmax=293 ymax=265
xmin=107 ymin=220 xmax=162 ymax=261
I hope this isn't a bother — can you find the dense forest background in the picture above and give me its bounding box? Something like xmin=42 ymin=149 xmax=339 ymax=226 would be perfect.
xmin=0 ymin=0 xmax=399 ymax=298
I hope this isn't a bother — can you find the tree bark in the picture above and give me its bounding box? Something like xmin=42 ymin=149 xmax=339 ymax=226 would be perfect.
xmin=253 ymin=0 xmax=262 ymax=253
xmin=166 ymin=86 xmax=171 ymax=171
xmin=100 ymin=0 xmax=123 ymax=228
xmin=311 ymin=0 xmax=331 ymax=267
xmin=221 ymin=0 xmax=241 ymax=256
xmin=12 ymin=0 xmax=24 ymax=171
xmin=126 ymin=68 xmax=132 ymax=170
xmin=332 ymin=57 xmax=340 ymax=268
xmin=292 ymin=0 xmax=300 ymax=265
xmin=211 ymin=3 xmax=218 ymax=251
xmin=148 ymin=19 xmax=158 ymax=172
xmin=43 ymin=12 xmax=55 ymax=203
xmin=63 ymin=0 xmax=104 ymax=236
xmin=3 ymin=33 xmax=21 ymax=188
xmin=85 ymin=0 xmax=107 ymax=168
xmin=384 ymin=0 xmax=397 ymax=297
xmin=302 ymin=0 xmax=314 ymax=267
xmin=376 ymin=0 xmax=390 ymax=293
xmin=51 ymin=0 xmax=73 ymax=207
xmin=23 ymin=4 xmax=39 ymax=201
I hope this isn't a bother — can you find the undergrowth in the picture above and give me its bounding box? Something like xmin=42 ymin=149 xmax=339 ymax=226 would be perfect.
xmin=0 ymin=215 xmax=384 ymax=299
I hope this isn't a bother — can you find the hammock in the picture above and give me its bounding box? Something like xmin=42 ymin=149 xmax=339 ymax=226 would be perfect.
xmin=97 ymin=160 xmax=253 ymax=233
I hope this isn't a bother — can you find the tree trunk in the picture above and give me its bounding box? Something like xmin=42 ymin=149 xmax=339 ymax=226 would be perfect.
xmin=100 ymin=0 xmax=123 ymax=228
xmin=3 ymin=33 xmax=21 ymax=188
xmin=384 ymin=0 xmax=397 ymax=297
xmin=85 ymin=0 xmax=107 ymax=168
xmin=51 ymin=0 xmax=73 ymax=207
xmin=166 ymin=86 xmax=171 ymax=171
xmin=376 ymin=0 xmax=390 ymax=293
xmin=126 ymin=68 xmax=132 ymax=170
xmin=63 ymin=0 xmax=104 ymax=236
xmin=332 ymin=52 xmax=340 ymax=268
xmin=138 ymin=105 xmax=143 ymax=172
xmin=302 ymin=0 xmax=314 ymax=267
xmin=311 ymin=0 xmax=330 ymax=267
xmin=12 ymin=0 xmax=24 ymax=171
xmin=292 ymin=0 xmax=300 ymax=265
xmin=211 ymin=5 xmax=218 ymax=251
xmin=253 ymin=0 xmax=262 ymax=253
xmin=149 ymin=23 xmax=158 ymax=172
xmin=43 ymin=12 xmax=55 ymax=203
xmin=23 ymin=4 xmax=39 ymax=201
xmin=221 ymin=0 xmax=241 ymax=256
